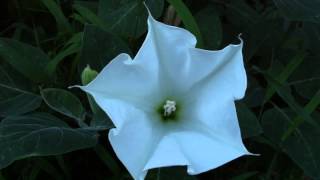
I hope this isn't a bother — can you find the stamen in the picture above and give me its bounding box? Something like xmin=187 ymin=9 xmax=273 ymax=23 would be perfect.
xmin=163 ymin=100 xmax=176 ymax=117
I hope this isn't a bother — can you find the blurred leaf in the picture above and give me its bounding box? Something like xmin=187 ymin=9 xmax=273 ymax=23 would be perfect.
xmin=290 ymin=56 xmax=320 ymax=99
xmin=0 ymin=38 xmax=50 ymax=83
xmin=0 ymin=113 xmax=98 ymax=169
xmin=265 ymin=52 xmax=306 ymax=101
xmin=243 ymin=76 xmax=265 ymax=108
xmin=225 ymin=0 xmax=261 ymax=31
xmin=262 ymin=71 xmax=319 ymax=128
xmin=0 ymin=66 xmax=41 ymax=117
xmin=195 ymin=6 xmax=222 ymax=50
xmin=302 ymin=23 xmax=320 ymax=54
xmin=262 ymin=108 xmax=320 ymax=179
xmin=243 ymin=20 xmax=283 ymax=61
xmin=231 ymin=171 xmax=258 ymax=180
xmin=236 ymin=103 xmax=262 ymax=138
xmin=41 ymin=0 xmax=72 ymax=34
xmin=273 ymin=0 xmax=320 ymax=23
xmin=73 ymin=4 xmax=109 ymax=31
xmin=98 ymin=0 xmax=164 ymax=38
xmin=46 ymin=32 xmax=83 ymax=75
xmin=94 ymin=144 xmax=120 ymax=175
xmin=147 ymin=167 xmax=197 ymax=180
xmin=167 ymin=0 xmax=203 ymax=47
xmin=79 ymin=25 xmax=131 ymax=71
xmin=41 ymin=88 xmax=85 ymax=122
xmin=282 ymin=90 xmax=320 ymax=141
xmin=74 ymin=0 xmax=98 ymax=13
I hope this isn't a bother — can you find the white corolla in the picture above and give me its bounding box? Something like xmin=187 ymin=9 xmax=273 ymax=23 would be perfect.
xmin=77 ymin=12 xmax=253 ymax=180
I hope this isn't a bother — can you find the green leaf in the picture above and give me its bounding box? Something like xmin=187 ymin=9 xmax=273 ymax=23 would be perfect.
xmin=236 ymin=103 xmax=262 ymax=138
xmin=0 ymin=38 xmax=50 ymax=83
xmin=282 ymin=90 xmax=320 ymax=140
xmin=265 ymin=53 xmax=306 ymax=102
xmin=167 ymin=0 xmax=203 ymax=48
xmin=41 ymin=88 xmax=85 ymax=122
xmin=46 ymin=32 xmax=83 ymax=75
xmin=98 ymin=0 xmax=164 ymax=38
xmin=231 ymin=171 xmax=259 ymax=180
xmin=273 ymin=0 xmax=320 ymax=23
xmin=290 ymin=56 xmax=320 ymax=99
xmin=147 ymin=167 xmax=197 ymax=180
xmin=73 ymin=4 xmax=109 ymax=31
xmin=79 ymin=25 xmax=131 ymax=71
xmin=0 ymin=66 xmax=42 ymax=117
xmin=262 ymin=72 xmax=319 ymax=128
xmin=41 ymin=0 xmax=72 ymax=34
xmin=262 ymin=108 xmax=320 ymax=179
xmin=0 ymin=113 xmax=98 ymax=169
xmin=195 ymin=6 xmax=222 ymax=50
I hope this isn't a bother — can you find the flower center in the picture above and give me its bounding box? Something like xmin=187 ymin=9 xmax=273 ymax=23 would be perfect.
xmin=156 ymin=99 xmax=180 ymax=122
xmin=163 ymin=100 xmax=176 ymax=117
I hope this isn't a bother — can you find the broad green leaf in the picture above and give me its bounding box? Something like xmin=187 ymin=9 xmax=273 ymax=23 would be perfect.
xmin=236 ymin=103 xmax=262 ymax=138
xmin=167 ymin=0 xmax=204 ymax=47
xmin=0 ymin=66 xmax=41 ymax=117
xmin=273 ymin=0 xmax=320 ymax=23
xmin=41 ymin=0 xmax=72 ymax=34
xmin=0 ymin=38 xmax=50 ymax=83
xmin=98 ymin=0 xmax=164 ymax=38
xmin=262 ymin=108 xmax=320 ymax=179
xmin=41 ymin=88 xmax=85 ymax=122
xmin=0 ymin=113 xmax=98 ymax=169
xmin=79 ymin=25 xmax=131 ymax=71
xmin=195 ymin=6 xmax=222 ymax=50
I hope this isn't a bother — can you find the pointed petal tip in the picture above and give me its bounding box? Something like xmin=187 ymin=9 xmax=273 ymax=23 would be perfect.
xmin=68 ymin=85 xmax=81 ymax=89
xmin=143 ymin=1 xmax=154 ymax=21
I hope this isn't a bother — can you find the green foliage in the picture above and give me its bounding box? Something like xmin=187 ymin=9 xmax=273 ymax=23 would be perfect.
xmin=98 ymin=0 xmax=164 ymax=38
xmin=41 ymin=88 xmax=86 ymax=123
xmin=79 ymin=25 xmax=131 ymax=71
xmin=262 ymin=108 xmax=320 ymax=179
xmin=0 ymin=38 xmax=50 ymax=83
xmin=0 ymin=0 xmax=320 ymax=179
xmin=167 ymin=0 xmax=204 ymax=47
xmin=273 ymin=0 xmax=320 ymax=22
xmin=0 ymin=113 xmax=97 ymax=169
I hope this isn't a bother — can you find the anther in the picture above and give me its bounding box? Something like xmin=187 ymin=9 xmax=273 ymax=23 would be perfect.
xmin=163 ymin=100 xmax=176 ymax=117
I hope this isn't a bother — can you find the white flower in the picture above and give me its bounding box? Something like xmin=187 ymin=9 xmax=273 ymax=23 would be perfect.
xmin=77 ymin=12 xmax=253 ymax=180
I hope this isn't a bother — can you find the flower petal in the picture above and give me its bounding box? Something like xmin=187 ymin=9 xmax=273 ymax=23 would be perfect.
xmin=187 ymin=40 xmax=247 ymax=99
xmin=173 ymin=131 xmax=249 ymax=175
xmin=78 ymin=53 xmax=161 ymax=117
xmin=144 ymin=100 xmax=250 ymax=174
xmin=108 ymin=104 xmax=162 ymax=180
xmin=134 ymin=14 xmax=197 ymax=95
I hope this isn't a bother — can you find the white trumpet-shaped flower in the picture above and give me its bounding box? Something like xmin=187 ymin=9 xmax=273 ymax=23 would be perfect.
xmin=77 ymin=12 xmax=253 ymax=180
